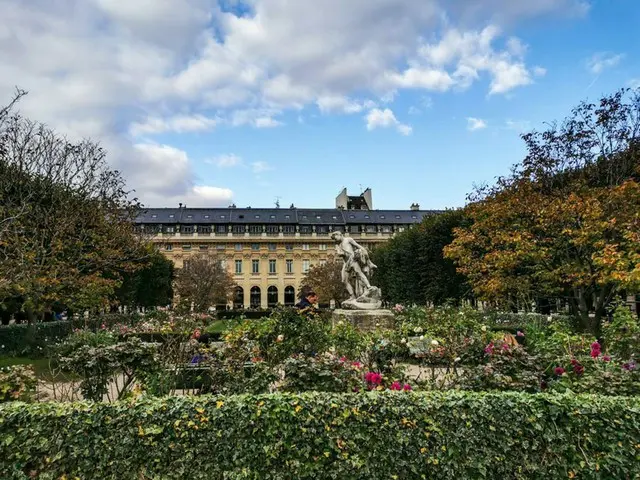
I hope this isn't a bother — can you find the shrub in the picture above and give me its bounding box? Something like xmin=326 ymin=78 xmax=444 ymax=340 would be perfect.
xmin=0 ymin=365 xmax=36 ymax=402
xmin=602 ymin=306 xmax=640 ymax=360
xmin=279 ymin=354 xmax=362 ymax=393
xmin=0 ymin=321 xmax=73 ymax=357
xmin=0 ymin=391 xmax=639 ymax=479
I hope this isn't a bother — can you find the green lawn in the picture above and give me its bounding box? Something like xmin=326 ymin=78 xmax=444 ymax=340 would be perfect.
xmin=0 ymin=356 xmax=76 ymax=381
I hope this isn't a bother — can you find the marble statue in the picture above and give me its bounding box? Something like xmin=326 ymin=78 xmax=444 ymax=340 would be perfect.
xmin=330 ymin=231 xmax=382 ymax=309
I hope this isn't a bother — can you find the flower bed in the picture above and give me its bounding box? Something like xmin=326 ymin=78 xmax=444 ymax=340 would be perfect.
xmin=1 ymin=391 xmax=638 ymax=479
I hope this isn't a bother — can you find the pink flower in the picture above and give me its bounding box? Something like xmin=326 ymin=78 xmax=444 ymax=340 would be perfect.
xmin=403 ymin=384 xmax=412 ymax=391
xmin=554 ymin=367 xmax=565 ymax=376
xmin=100 ymin=323 xmax=106 ymax=330
xmin=590 ymin=341 xmax=601 ymax=358
xmin=390 ymin=381 xmax=402 ymax=391
xmin=603 ymin=355 xmax=611 ymax=362
xmin=516 ymin=330 xmax=525 ymax=337
xmin=484 ymin=342 xmax=494 ymax=355
xmin=192 ymin=329 xmax=201 ymax=340
xmin=501 ymin=344 xmax=510 ymax=351
xmin=393 ymin=304 xmax=405 ymax=313
xmin=339 ymin=356 xmax=347 ymax=363
xmin=351 ymin=361 xmax=362 ymax=370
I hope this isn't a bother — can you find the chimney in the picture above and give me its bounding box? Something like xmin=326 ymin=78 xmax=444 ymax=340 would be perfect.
xmin=410 ymin=203 xmax=420 ymax=211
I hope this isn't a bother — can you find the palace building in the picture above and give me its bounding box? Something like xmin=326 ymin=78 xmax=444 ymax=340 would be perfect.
xmin=136 ymin=189 xmax=441 ymax=309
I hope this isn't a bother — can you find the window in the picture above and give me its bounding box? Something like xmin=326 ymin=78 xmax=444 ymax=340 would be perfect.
xmin=364 ymin=215 xmax=370 ymax=219
xmin=411 ymin=215 xmax=417 ymax=219
xmin=349 ymin=225 xmax=360 ymax=233
xmin=302 ymin=244 xmax=310 ymax=251
xmin=381 ymin=225 xmax=392 ymax=233
xmin=169 ymin=214 xmax=175 ymax=218
xmin=235 ymin=260 xmax=243 ymax=274
xmin=270 ymin=215 xmax=276 ymax=219
xmin=216 ymin=225 xmax=227 ymax=233
xmin=182 ymin=226 xmax=193 ymax=234
xmin=200 ymin=226 xmax=211 ymax=234
xmin=332 ymin=215 xmax=337 ymax=220
xmin=302 ymin=260 xmax=310 ymax=273
xmin=285 ymin=244 xmax=293 ymax=251
xmin=252 ymin=259 xmax=260 ymax=274
xmin=366 ymin=225 xmax=376 ymax=233
xmin=249 ymin=225 xmax=261 ymax=234
xmin=267 ymin=286 xmax=278 ymax=307
xmin=165 ymin=244 xmax=172 ymax=251
xmin=221 ymin=215 xmax=226 ymax=219
xmin=204 ymin=215 xmax=210 ymax=219
xmin=300 ymin=225 xmax=311 ymax=234
xmin=254 ymin=215 xmax=260 ymax=219
xmin=216 ymin=244 xmax=226 ymax=250
xmin=182 ymin=244 xmax=191 ymax=251
xmin=284 ymin=286 xmax=295 ymax=306
xmin=151 ymin=214 xmax=157 ymax=219
xmin=380 ymin=215 xmax=385 ymax=219
xmin=284 ymin=215 xmax=290 ymax=219
xmin=199 ymin=245 xmax=209 ymax=250
xmin=232 ymin=225 xmax=245 ymax=234
xmin=283 ymin=225 xmax=295 ymax=234
xmin=266 ymin=225 xmax=279 ymax=234
xmin=301 ymin=215 xmax=308 ymax=220
xmin=165 ymin=226 xmax=175 ymax=233
xmin=251 ymin=243 xmax=260 ymax=251
xmin=268 ymin=243 xmax=276 ymax=251
xmin=316 ymin=215 xmax=321 ymax=220
xmin=269 ymin=259 xmax=276 ymax=274
xmin=186 ymin=214 xmax=193 ymax=219
xmin=235 ymin=243 xmax=243 ymax=251
xmin=286 ymin=259 xmax=293 ymax=273
xmin=317 ymin=225 xmax=328 ymax=234
xmin=319 ymin=244 xmax=327 ymax=251
xmin=395 ymin=215 xmax=401 ymax=219
xmin=250 ymin=286 xmax=261 ymax=308
xmin=320 ymin=259 xmax=327 ymax=266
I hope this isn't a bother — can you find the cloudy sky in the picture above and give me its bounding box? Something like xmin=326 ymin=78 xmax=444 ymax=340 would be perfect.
xmin=1 ymin=0 xmax=638 ymax=209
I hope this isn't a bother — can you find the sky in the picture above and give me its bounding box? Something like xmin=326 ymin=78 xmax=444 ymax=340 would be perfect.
xmin=1 ymin=0 xmax=638 ymax=210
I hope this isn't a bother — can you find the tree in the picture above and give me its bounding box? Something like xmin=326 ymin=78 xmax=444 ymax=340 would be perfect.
xmin=0 ymin=90 xmax=149 ymax=321
xmin=174 ymin=255 xmax=235 ymax=312
xmin=301 ymin=259 xmax=348 ymax=306
xmin=373 ymin=210 xmax=472 ymax=306
xmin=115 ymin=248 xmax=174 ymax=308
xmin=445 ymin=89 xmax=640 ymax=334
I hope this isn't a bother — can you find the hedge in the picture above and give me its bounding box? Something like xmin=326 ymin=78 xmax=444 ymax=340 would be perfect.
xmin=1 ymin=391 xmax=639 ymax=479
xmin=0 ymin=322 xmax=73 ymax=357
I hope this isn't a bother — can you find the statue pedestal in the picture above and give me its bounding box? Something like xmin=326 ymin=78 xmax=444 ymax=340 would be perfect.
xmin=332 ymin=309 xmax=395 ymax=332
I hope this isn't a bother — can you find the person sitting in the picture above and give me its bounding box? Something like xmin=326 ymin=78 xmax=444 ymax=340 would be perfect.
xmin=295 ymin=290 xmax=318 ymax=312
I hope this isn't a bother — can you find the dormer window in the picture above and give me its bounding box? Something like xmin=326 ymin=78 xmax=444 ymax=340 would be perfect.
xmin=270 ymin=215 xmax=276 ymax=219
xmin=151 ymin=214 xmax=157 ymax=219
xmin=380 ymin=215 xmax=385 ymax=219
xmin=316 ymin=215 xmax=321 ymax=220
xmin=255 ymin=215 xmax=260 ymax=219
xmin=364 ymin=215 xmax=370 ymax=219
xmin=204 ymin=215 xmax=210 ymax=219
xmin=169 ymin=214 xmax=175 ymax=218
xmin=395 ymin=215 xmax=401 ymax=219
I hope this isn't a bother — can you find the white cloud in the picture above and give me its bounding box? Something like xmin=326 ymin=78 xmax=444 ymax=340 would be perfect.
xmin=365 ymin=108 xmax=412 ymax=135
xmin=408 ymin=106 xmax=422 ymax=115
xmin=533 ymin=66 xmax=547 ymax=77
xmin=130 ymin=114 xmax=218 ymax=136
xmin=0 ymin=0 xmax=583 ymax=203
xmin=251 ymin=161 xmax=273 ymax=173
xmin=467 ymin=117 xmax=488 ymax=131
xmin=209 ymin=154 xmax=244 ymax=168
xmin=587 ymin=52 xmax=624 ymax=75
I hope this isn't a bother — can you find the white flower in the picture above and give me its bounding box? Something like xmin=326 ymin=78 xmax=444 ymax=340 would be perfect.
xmin=400 ymin=338 xmax=407 ymax=344
xmin=276 ymin=334 xmax=284 ymax=342
xmin=431 ymin=340 xmax=439 ymax=346
xmin=454 ymin=357 xmax=461 ymax=363
xmin=337 ymin=320 xmax=344 ymax=326
xmin=375 ymin=323 xmax=380 ymax=328
xmin=481 ymin=326 xmax=487 ymax=332
xmin=547 ymin=316 xmax=552 ymax=322
xmin=413 ymin=327 xmax=423 ymax=334
xmin=329 ymin=346 xmax=336 ymax=353
xmin=419 ymin=335 xmax=425 ymax=341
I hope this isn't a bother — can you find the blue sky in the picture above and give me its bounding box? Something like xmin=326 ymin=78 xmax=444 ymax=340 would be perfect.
xmin=1 ymin=0 xmax=638 ymax=210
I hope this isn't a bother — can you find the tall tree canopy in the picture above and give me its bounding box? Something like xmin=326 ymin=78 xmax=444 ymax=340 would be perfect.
xmin=373 ymin=209 xmax=472 ymax=306
xmin=445 ymin=89 xmax=640 ymax=334
xmin=115 ymin=248 xmax=175 ymax=309
xmin=301 ymin=258 xmax=347 ymax=306
xmin=0 ymin=90 xmax=149 ymax=320
xmin=174 ymin=255 xmax=235 ymax=312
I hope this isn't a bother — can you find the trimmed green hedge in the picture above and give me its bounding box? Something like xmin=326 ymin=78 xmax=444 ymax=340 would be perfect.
xmin=1 ymin=391 xmax=639 ymax=479
xmin=0 ymin=322 xmax=73 ymax=357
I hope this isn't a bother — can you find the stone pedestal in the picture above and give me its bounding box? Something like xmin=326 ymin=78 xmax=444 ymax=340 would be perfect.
xmin=332 ymin=309 xmax=395 ymax=332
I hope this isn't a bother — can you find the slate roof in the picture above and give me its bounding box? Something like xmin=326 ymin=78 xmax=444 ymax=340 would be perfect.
xmin=136 ymin=207 xmax=443 ymax=225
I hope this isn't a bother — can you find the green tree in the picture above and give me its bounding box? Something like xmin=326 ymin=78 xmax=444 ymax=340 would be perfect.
xmin=115 ymin=248 xmax=174 ymax=308
xmin=174 ymin=255 xmax=235 ymax=312
xmin=0 ymin=90 xmax=149 ymax=321
xmin=373 ymin=210 xmax=471 ymax=306
xmin=445 ymin=88 xmax=640 ymax=334
xmin=301 ymin=258 xmax=347 ymax=306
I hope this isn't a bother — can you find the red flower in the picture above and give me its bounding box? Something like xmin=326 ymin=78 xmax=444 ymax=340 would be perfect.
xmin=554 ymin=366 xmax=565 ymax=376
xmin=403 ymin=384 xmax=412 ymax=391
xmin=590 ymin=341 xmax=601 ymax=358
xmin=390 ymin=381 xmax=402 ymax=391
xmin=603 ymin=355 xmax=611 ymax=362
xmin=365 ymin=372 xmax=382 ymax=387
xmin=484 ymin=342 xmax=494 ymax=355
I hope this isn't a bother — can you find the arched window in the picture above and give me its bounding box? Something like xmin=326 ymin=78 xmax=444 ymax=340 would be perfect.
xmin=267 ymin=286 xmax=278 ymax=307
xmin=284 ymin=286 xmax=296 ymax=306
xmin=250 ymin=286 xmax=261 ymax=308
xmin=233 ymin=286 xmax=244 ymax=309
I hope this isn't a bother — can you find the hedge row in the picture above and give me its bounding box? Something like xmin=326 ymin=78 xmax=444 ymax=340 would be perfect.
xmin=1 ymin=391 xmax=639 ymax=479
xmin=0 ymin=321 xmax=73 ymax=357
